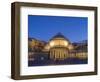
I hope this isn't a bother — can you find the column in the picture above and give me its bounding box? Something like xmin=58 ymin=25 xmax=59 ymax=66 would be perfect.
xmin=62 ymin=50 xmax=64 ymax=59
xmin=53 ymin=50 xmax=55 ymax=59
xmin=50 ymin=50 xmax=52 ymax=59
xmin=60 ymin=50 xmax=62 ymax=59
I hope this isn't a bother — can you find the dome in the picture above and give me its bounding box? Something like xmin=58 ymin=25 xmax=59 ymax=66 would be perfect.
xmin=50 ymin=32 xmax=69 ymax=41
xmin=49 ymin=33 xmax=70 ymax=47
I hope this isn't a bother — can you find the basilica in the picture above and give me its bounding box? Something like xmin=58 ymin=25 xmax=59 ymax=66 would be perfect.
xmin=28 ymin=33 xmax=87 ymax=65
xmin=43 ymin=33 xmax=74 ymax=60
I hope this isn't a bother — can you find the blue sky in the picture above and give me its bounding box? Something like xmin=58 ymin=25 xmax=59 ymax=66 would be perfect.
xmin=28 ymin=15 xmax=88 ymax=42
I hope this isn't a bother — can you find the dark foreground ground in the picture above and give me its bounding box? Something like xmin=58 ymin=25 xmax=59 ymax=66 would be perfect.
xmin=28 ymin=58 xmax=88 ymax=66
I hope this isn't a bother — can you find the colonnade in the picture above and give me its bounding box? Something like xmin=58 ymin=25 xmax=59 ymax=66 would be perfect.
xmin=50 ymin=48 xmax=68 ymax=60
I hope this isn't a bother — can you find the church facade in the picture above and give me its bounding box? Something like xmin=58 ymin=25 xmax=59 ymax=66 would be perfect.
xmin=43 ymin=33 xmax=87 ymax=60
xmin=43 ymin=33 xmax=74 ymax=60
xmin=28 ymin=33 xmax=87 ymax=65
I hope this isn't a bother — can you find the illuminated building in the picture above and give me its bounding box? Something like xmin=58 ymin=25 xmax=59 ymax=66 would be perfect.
xmin=28 ymin=33 xmax=87 ymax=61
xmin=44 ymin=33 xmax=74 ymax=60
